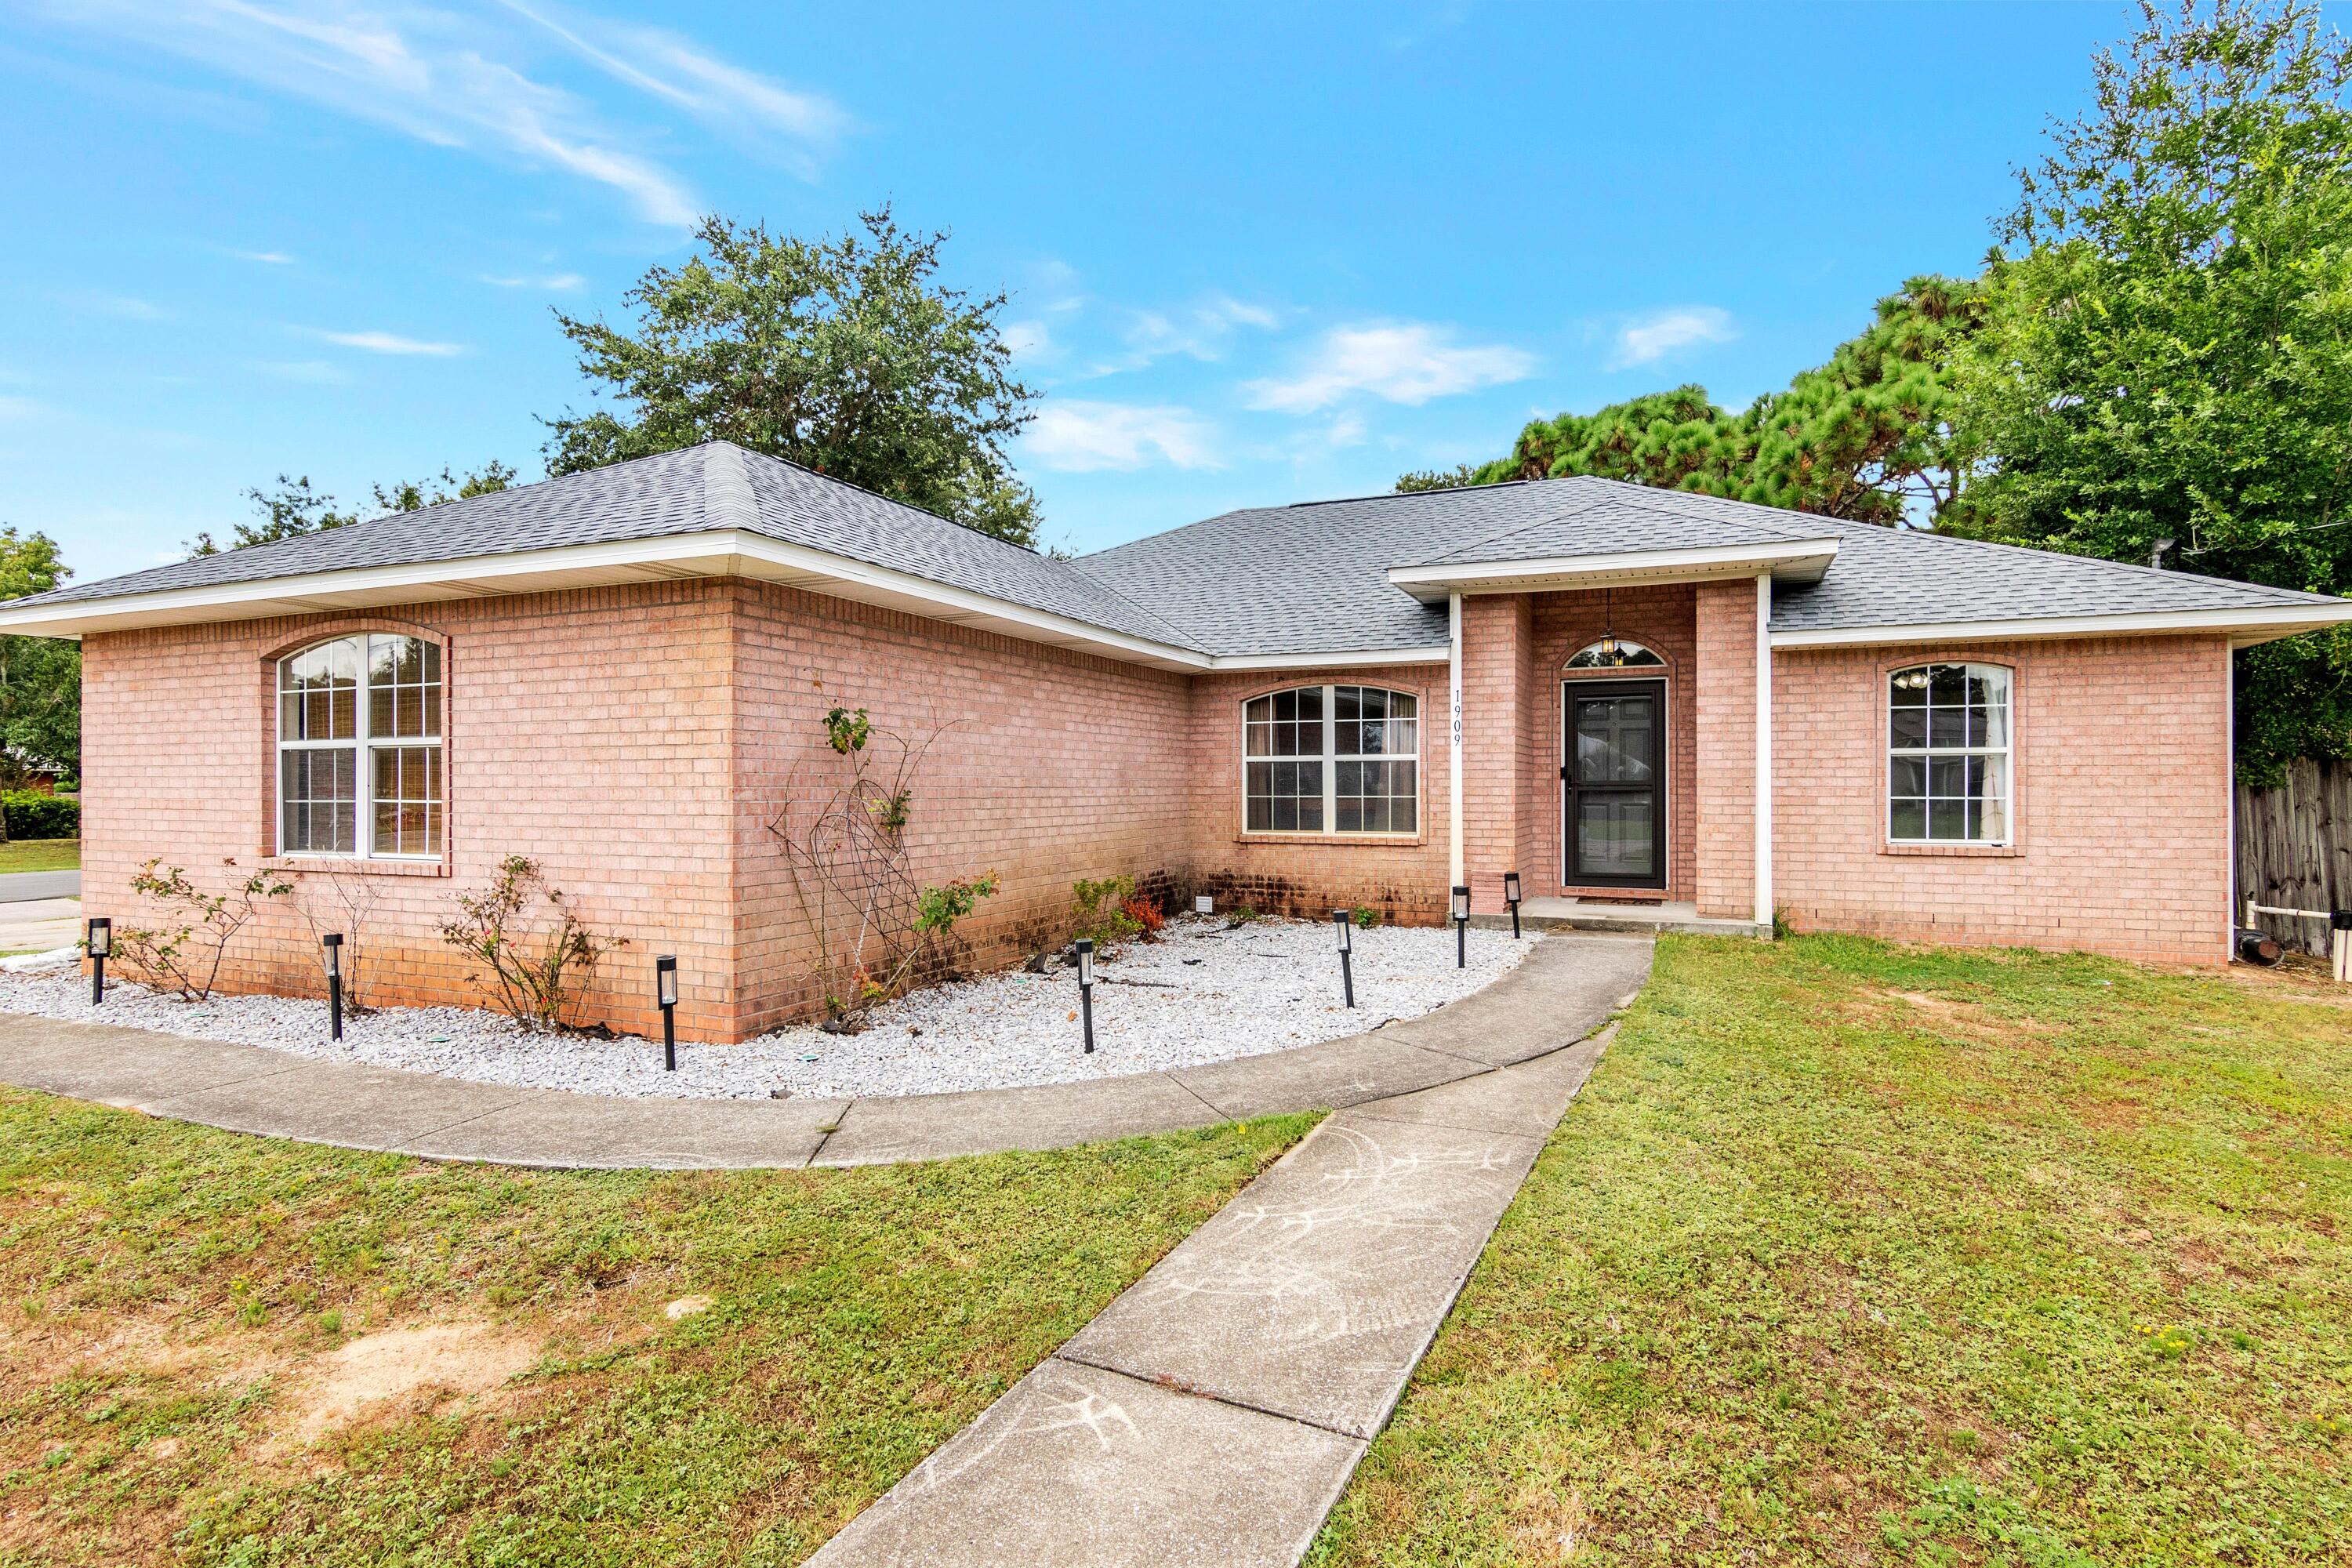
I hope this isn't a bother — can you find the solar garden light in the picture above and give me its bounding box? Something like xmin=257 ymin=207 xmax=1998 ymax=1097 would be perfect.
xmin=85 ymin=916 xmax=110 ymax=1007
xmin=1074 ymin=938 xmax=1097 ymax=1054
xmin=1451 ymin=884 xmax=1472 ymax=969
xmin=321 ymin=933 xmax=345 ymax=1041
xmin=1504 ymin=871 xmax=1523 ymax=940
xmin=2335 ymin=910 xmax=2352 ymax=985
xmin=1332 ymin=909 xmax=1356 ymax=1009
xmin=656 ymin=955 xmax=680 ymax=1072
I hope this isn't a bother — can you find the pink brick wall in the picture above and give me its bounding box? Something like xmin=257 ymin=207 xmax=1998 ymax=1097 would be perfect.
xmin=82 ymin=583 xmax=741 ymax=1041
xmin=728 ymin=579 xmax=1192 ymax=1035
xmin=1770 ymin=634 xmax=2234 ymax=965
xmin=1182 ymin=662 xmax=1453 ymax=924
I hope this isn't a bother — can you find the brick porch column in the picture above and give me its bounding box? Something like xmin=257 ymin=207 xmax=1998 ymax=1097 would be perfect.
xmin=1694 ymin=579 xmax=1759 ymax=920
xmin=1460 ymin=593 xmax=1531 ymax=913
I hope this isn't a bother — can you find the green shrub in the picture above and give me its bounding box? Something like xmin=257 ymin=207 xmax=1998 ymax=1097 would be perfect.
xmin=1073 ymin=875 xmax=1143 ymax=947
xmin=1352 ymin=906 xmax=1382 ymax=930
xmin=2 ymin=792 xmax=75 ymax=840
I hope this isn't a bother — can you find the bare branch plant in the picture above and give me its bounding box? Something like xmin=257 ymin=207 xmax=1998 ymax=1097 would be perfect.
xmin=766 ymin=706 xmax=996 ymax=1029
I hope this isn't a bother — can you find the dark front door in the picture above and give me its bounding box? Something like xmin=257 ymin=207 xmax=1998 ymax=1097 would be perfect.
xmin=1563 ymin=680 xmax=1667 ymax=888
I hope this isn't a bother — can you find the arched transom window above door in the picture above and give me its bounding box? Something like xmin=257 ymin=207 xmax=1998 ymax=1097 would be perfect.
xmin=277 ymin=634 xmax=444 ymax=858
xmin=1565 ymin=638 xmax=1665 ymax=670
xmin=1243 ymin=685 xmax=1420 ymax=833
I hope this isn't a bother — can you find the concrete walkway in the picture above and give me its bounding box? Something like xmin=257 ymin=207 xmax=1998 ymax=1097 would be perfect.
xmin=804 ymin=1018 xmax=1625 ymax=1566
xmin=0 ymin=935 xmax=1653 ymax=1170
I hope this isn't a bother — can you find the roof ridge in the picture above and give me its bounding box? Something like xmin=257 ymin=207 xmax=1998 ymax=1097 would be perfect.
xmin=1284 ymin=477 xmax=1538 ymax=509
xmin=1595 ymin=485 xmax=1836 ymax=543
xmin=701 ymin=442 xmax=758 ymax=531
xmin=1396 ymin=489 xmax=1609 ymax=568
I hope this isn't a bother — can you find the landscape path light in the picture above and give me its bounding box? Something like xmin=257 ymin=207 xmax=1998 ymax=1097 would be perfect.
xmin=1333 ymin=909 xmax=1356 ymax=1009
xmin=1451 ymin=884 xmax=1471 ymax=969
xmin=86 ymin=916 xmax=110 ymax=1007
xmin=656 ymin=955 xmax=679 ymax=1072
xmin=1504 ymin=871 xmax=1523 ymax=939
xmin=1074 ymin=938 xmax=1096 ymax=1054
xmin=321 ymin=933 xmax=344 ymax=1041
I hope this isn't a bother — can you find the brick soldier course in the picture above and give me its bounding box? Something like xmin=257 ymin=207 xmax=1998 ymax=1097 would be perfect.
xmin=5 ymin=441 xmax=2345 ymax=1043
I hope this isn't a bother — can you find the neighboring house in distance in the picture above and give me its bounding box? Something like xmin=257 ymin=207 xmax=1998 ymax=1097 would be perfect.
xmin=6 ymin=441 xmax=2345 ymax=1042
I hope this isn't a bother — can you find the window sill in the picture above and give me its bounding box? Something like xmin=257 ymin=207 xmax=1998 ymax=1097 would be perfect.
xmin=1879 ymin=841 xmax=2020 ymax=858
xmin=260 ymin=855 xmax=452 ymax=877
xmin=1236 ymin=832 xmax=1425 ymax=848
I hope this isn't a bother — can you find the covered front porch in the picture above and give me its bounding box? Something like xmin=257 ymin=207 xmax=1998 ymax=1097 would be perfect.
xmin=1400 ymin=531 xmax=1838 ymax=936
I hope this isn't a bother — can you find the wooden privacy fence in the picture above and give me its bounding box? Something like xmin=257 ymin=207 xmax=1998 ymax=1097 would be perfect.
xmin=2236 ymin=757 xmax=2352 ymax=956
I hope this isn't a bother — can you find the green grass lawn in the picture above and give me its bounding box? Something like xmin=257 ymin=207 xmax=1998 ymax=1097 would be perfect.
xmin=0 ymin=838 xmax=78 ymax=875
xmin=1311 ymin=935 xmax=2352 ymax=1566
xmin=0 ymin=1094 xmax=1310 ymax=1566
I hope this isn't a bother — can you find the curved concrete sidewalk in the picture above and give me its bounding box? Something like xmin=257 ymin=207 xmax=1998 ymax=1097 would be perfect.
xmin=0 ymin=935 xmax=1653 ymax=1170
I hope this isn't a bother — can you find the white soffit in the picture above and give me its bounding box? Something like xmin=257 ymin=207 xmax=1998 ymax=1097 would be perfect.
xmin=1386 ymin=538 xmax=1841 ymax=602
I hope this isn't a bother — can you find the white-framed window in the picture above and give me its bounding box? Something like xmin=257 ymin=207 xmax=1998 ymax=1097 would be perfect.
xmin=1888 ymin=662 xmax=2010 ymax=844
xmin=278 ymin=634 xmax=444 ymax=858
xmin=1243 ymin=684 xmax=1420 ymax=834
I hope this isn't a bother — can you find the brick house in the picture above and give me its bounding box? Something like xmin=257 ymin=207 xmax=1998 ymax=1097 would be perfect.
xmin=7 ymin=441 xmax=2347 ymax=1041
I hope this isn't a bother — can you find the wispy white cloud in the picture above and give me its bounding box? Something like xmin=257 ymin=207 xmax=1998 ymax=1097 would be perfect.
xmin=230 ymin=248 xmax=296 ymax=264
xmin=1022 ymin=401 xmax=1219 ymax=473
xmin=28 ymin=1 xmax=840 ymax=223
xmin=254 ymin=359 xmax=351 ymax=383
xmin=0 ymin=397 xmax=45 ymax=422
xmin=481 ymin=270 xmax=586 ymax=290
xmin=1110 ymin=293 xmax=1280 ymax=371
xmin=494 ymin=0 xmax=848 ymax=176
xmin=1244 ymin=321 xmax=1534 ymax=413
xmin=1610 ymin=306 xmax=1736 ymax=368
xmin=314 ymin=328 xmax=466 ymax=356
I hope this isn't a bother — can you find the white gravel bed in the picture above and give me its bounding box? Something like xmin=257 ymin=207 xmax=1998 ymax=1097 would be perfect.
xmin=0 ymin=917 xmax=1535 ymax=1102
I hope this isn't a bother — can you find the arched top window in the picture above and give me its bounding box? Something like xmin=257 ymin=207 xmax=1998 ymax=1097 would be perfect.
xmin=1243 ymin=684 xmax=1420 ymax=834
xmin=278 ymin=633 xmax=444 ymax=858
xmin=1566 ymin=638 xmax=1664 ymax=670
xmin=1888 ymin=662 xmax=2010 ymax=844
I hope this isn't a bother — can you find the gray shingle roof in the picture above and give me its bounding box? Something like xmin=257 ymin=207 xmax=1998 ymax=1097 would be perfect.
xmin=19 ymin=442 xmax=1204 ymax=652
xmin=1405 ymin=477 xmax=1831 ymax=566
xmin=1769 ymin=516 xmax=2339 ymax=631
xmin=21 ymin=450 xmax=2343 ymax=655
xmin=1076 ymin=475 xmax=2344 ymax=652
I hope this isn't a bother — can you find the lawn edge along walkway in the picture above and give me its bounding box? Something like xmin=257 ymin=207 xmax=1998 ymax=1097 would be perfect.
xmin=0 ymin=935 xmax=1653 ymax=1171
xmin=804 ymin=1005 xmax=1639 ymax=1566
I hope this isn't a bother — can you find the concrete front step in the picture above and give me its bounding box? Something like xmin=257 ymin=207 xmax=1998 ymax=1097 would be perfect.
xmin=1472 ymin=899 xmax=1766 ymax=940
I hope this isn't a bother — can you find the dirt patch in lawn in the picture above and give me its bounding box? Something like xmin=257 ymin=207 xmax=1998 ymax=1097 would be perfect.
xmin=283 ymin=1323 xmax=541 ymax=1446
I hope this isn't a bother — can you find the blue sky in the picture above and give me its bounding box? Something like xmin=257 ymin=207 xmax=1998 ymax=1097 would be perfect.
xmin=0 ymin=0 xmax=2139 ymax=584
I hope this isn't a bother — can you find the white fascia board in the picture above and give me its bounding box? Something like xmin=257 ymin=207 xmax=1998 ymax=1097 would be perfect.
xmin=1205 ymin=645 xmax=1451 ymax=672
xmin=0 ymin=529 xmax=1217 ymax=670
xmin=1387 ymin=538 xmax=1841 ymax=601
xmin=0 ymin=528 xmax=1451 ymax=674
xmin=1769 ymin=600 xmax=2352 ymax=650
